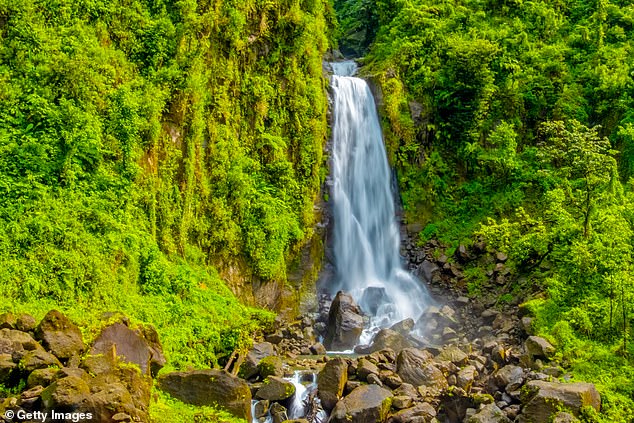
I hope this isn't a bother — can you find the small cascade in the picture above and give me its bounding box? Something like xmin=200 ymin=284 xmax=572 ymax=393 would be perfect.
xmin=251 ymin=371 xmax=326 ymax=423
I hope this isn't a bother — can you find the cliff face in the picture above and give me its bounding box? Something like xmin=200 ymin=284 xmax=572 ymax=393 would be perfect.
xmin=0 ymin=0 xmax=336 ymax=309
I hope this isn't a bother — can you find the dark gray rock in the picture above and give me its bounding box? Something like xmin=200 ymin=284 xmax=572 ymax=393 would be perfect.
xmin=324 ymin=292 xmax=364 ymax=350
xmin=329 ymin=384 xmax=393 ymax=423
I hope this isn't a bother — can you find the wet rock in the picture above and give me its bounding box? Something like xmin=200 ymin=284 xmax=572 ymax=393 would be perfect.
xmin=360 ymin=287 xmax=389 ymax=315
xmin=525 ymin=336 xmax=556 ymax=360
xmin=397 ymin=348 xmax=447 ymax=389
xmin=387 ymin=402 xmax=436 ymax=423
xmin=518 ymin=380 xmax=600 ymax=422
xmin=329 ymin=384 xmax=393 ymax=423
xmin=254 ymin=400 xmax=269 ymax=418
xmin=310 ymin=342 xmax=327 ymax=355
xmin=158 ymin=369 xmax=252 ymax=420
xmin=370 ymin=329 xmax=412 ymax=354
xmin=317 ymin=357 xmax=347 ymax=412
xmin=324 ymin=292 xmax=364 ymax=350
xmin=35 ymin=310 xmax=85 ymax=361
xmin=270 ymin=402 xmax=288 ymax=423
xmin=389 ymin=319 xmax=415 ymax=336
xmin=239 ymin=342 xmax=275 ymax=380
xmin=466 ymin=403 xmax=512 ymax=423
xmin=256 ymin=376 xmax=296 ymax=401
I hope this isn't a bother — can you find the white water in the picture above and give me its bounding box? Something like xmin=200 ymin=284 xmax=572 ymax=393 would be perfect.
xmin=251 ymin=371 xmax=326 ymax=423
xmin=329 ymin=61 xmax=431 ymax=345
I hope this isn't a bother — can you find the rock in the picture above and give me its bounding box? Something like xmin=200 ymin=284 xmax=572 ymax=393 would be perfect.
xmin=324 ymin=292 xmax=364 ymax=350
xmin=457 ymin=365 xmax=477 ymax=391
xmin=0 ymin=355 xmax=16 ymax=383
xmin=35 ymin=310 xmax=85 ymax=361
xmin=493 ymin=365 xmax=524 ymax=392
xmin=41 ymin=376 xmax=90 ymax=411
xmin=265 ymin=331 xmax=284 ymax=344
xmin=88 ymin=381 xmax=138 ymax=422
xmin=552 ymin=411 xmax=580 ymax=423
xmin=310 ymin=342 xmax=327 ymax=355
xmin=20 ymin=349 xmax=62 ymax=372
xmin=437 ymin=345 xmax=469 ymax=365
xmin=518 ymin=380 xmax=600 ymax=422
xmin=157 ymin=369 xmax=252 ymax=420
xmin=419 ymin=260 xmax=440 ymax=282
xmin=466 ymin=403 xmax=512 ymax=423
xmin=239 ymin=342 xmax=275 ymax=380
xmin=370 ymin=329 xmax=412 ymax=354
xmin=317 ymin=357 xmax=347 ymax=411
xmin=329 ymin=384 xmax=393 ymax=423
xmin=258 ymin=355 xmax=284 ymax=378
xmin=16 ymin=314 xmax=37 ymax=332
xmin=256 ymin=376 xmax=296 ymax=401
xmin=27 ymin=368 xmax=59 ymax=388
xmin=91 ymin=322 xmax=165 ymax=377
xmin=393 ymin=383 xmax=418 ymax=399
xmin=0 ymin=313 xmax=16 ymax=329
xmin=390 ymin=319 xmax=415 ymax=336
xmin=0 ymin=328 xmax=43 ymax=361
xmin=456 ymin=244 xmax=470 ymax=262
xmin=397 ymin=348 xmax=447 ymax=389
xmin=391 ymin=395 xmax=412 ymax=409
xmin=360 ymin=287 xmax=389 ymax=315
xmin=357 ymin=358 xmax=379 ymax=381
xmin=387 ymin=402 xmax=436 ymax=423
xmin=367 ymin=372 xmax=383 ymax=386
xmin=521 ymin=317 xmax=534 ymax=335
xmin=270 ymin=402 xmax=288 ymax=423
xmin=380 ymin=371 xmax=402 ymax=389
xmin=525 ymin=336 xmax=556 ymax=360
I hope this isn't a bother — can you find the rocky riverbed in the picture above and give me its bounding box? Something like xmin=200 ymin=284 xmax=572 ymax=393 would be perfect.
xmin=0 ymin=241 xmax=603 ymax=423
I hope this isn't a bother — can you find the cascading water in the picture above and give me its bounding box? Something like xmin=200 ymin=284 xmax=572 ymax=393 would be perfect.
xmin=329 ymin=61 xmax=431 ymax=345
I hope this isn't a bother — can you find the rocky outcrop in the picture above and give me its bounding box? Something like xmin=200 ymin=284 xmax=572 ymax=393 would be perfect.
xmin=518 ymin=380 xmax=601 ymax=422
xmin=329 ymin=384 xmax=393 ymax=423
xmin=158 ymin=369 xmax=252 ymax=420
xmin=324 ymin=291 xmax=364 ymax=350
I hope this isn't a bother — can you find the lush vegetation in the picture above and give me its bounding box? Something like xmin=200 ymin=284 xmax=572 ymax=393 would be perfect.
xmin=0 ymin=0 xmax=335 ymax=421
xmin=334 ymin=0 xmax=634 ymax=419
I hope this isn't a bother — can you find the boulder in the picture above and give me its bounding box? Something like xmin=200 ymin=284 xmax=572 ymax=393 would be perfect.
xmin=396 ymin=348 xmax=447 ymax=389
xmin=360 ymin=287 xmax=389 ymax=315
xmin=256 ymin=376 xmax=296 ymax=401
xmin=356 ymin=358 xmax=379 ymax=381
xmin=0 ymin=328 xmax=43 ymax=360
xmin=324 ymin=292 xmax=364 ymax=350
xmin=239 ymin=342 xmax=276 ymax=380
xmin=158 ymin=369 xmax=252 ymax=420
xmin=0 ymin=355 xmax=16 ymax=383
xmin=419 ymin=260 xmax=439 ymax=282
xmin=0 ymin=313 xmax=16 ymax=329
xmin=36 ymin=310 xmax=85 ymax=361
xmin=16 ymin=314 xmax=37 ymax=333
xmin=87 ymin=381 xmax=139 ymax=422
xmin=390 ymin=319 xmax=415 ymax=336
xmin=369 ymin=329 xmax=412 ymax=354
xmin=270 ymin=402 xmax=288 ymax=423
xmin=317 ymin=357 xmax=347 ymax=411
xmin=41 ymin=376 xmax=91 ymax=411
xmin=493 ymin=365 xmax=524 ymax=392
xmin=518 ymin=380 xmax=600 ymax=422
xmin=387 ymin=402 xmax=436 ymax=423
xmin=456 ymin=365 xmax=477 ymax=391
xmin=19 ymin=349 xmax=62 ymax=372
xmin=525 ymin=336 xmax=555 ymax=360
xmin=329 ymin=384 xmax=393 ymax=423
xmin=466 ymin=403 xmax=512 ymax=423
xmin=310 ymin=343 xmax=327 ymax=355
xmin=27 ymin=368 xmax=59 ymax=388
xmin=258 ymin=355 xmax=285 ymax=379
xmin=436 ymin=345 xmax=469 ymax=365
xmin=91 ymin=322 xmax=165 ymax=377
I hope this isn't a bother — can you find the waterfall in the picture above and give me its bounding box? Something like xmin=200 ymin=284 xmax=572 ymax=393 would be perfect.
xmin=329 ymin=61 xmax=430 ymax=343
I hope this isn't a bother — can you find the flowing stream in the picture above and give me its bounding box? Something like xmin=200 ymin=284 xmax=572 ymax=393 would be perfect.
xmin=329 ymin=61 xmax=431 ymax=345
